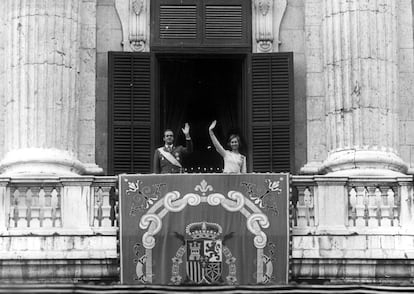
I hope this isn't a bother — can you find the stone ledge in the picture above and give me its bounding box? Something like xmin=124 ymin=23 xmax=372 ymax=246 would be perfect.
xmin=292 ymin=258 xmax=414 ymax=284
xmin=0 ymin=259 xmax=119 ymax=282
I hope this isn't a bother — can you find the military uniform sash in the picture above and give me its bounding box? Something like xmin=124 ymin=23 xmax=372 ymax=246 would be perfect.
xmin=157 ymin=147 xmax=182 ymax=168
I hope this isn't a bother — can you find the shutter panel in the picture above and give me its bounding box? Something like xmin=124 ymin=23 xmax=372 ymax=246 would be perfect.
xmin=109 ymin=52 xmax=152 ymax=174
xmin=251 ymin=53 xmax=294 ymax=173
xmin=152 ymin=0 xmax=250 ymax=48
xmin=159 ymin=5 xmax=197 ymax=39
xmin=205 ymin=5 xmax=243 ymax=39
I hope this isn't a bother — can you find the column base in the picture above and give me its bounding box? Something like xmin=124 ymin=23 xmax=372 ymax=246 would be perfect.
xmin=0 ymin=148 xmax=86 ymax=176
xmin=321 ymin=149 xmax=408 ymax=176
xmin=300 ymin=161 xmax=323 ymax=174
xmin=83 ymin=163 xmax=104 ymax=175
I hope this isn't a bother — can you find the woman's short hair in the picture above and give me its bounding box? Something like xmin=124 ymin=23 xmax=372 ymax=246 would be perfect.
xmin=227 ymin=134 xmax=242 ymax=149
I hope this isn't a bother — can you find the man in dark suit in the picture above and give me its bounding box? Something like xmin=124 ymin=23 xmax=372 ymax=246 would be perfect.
xmin=153 ymin=123 xmax=193 ymax=174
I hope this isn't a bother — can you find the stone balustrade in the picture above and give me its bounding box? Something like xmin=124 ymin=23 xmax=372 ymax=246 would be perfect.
xmin=0 ymin=174 xmax=413 ymax=283
xmin=291 ymin=175 xmax=414 ymax=283
xmin=291 ymin=175 xmax=413 ymax=234
xmin=1 ymin=177 xmax=118 ymax=232
xmin=0 ymin=176 xmax=118 ymax=282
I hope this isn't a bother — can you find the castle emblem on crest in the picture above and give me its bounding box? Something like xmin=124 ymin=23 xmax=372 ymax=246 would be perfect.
xmin=185 ymin=222 xmax=223 ymax=284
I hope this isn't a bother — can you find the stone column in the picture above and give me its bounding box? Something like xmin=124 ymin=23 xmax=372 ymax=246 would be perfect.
xmin=320 ymin=0 xmax=407 ymax=175
xmin=1 ymin=1 xmax=86 ymax=176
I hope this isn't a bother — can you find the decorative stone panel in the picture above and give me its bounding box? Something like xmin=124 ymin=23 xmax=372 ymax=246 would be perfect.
xmin=115 ymin=0 xmax=150 ymax=52
xmin=252 ymin=0 xmax=287 ymax=53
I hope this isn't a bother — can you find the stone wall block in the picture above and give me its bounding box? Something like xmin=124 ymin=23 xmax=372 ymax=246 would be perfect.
xmin=307 ymin=73 xmax=325 ymax=96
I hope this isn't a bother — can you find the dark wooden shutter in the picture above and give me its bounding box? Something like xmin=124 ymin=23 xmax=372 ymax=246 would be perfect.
xmin=159 ymin=4 xmax=198 ymax=40
xmin=251 ymin=53 xmax=294 ymax=173
xmin=109 ymin=52 xmax=152 ymax=174
xmin=205 ymin=0 xmax=245 ymax=42
xmin=152 ymin=0 xmax=250 ymax=48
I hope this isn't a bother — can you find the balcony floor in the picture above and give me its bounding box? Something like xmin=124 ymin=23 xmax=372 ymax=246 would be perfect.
xmin=1 ymin=283 xmax=414 ymax=293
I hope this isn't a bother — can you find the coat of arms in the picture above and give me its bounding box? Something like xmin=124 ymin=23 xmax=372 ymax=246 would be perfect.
xmin=185 ymin=222 xmax=223 ymax=284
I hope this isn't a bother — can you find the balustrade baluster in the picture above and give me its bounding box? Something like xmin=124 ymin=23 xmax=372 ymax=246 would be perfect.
xmin=38 ymin=188 xmax=46 ymax=227
xmin=101 ymin=186 xmax=112 ymax=227
xmin=295 ymin=185 xmax=314 ymax=228
xmin=348 ymin=187 xmax=357 ymax=226
xmin=355 ymin=186 xmax=367 ymax=227
xmin=367 ymin=187 xmax=379 ymax=227
xmin=42 ymin=187 xmax=53 ymax=228
xmin=32 ymin=187 xmax=42 ymax=228
xmin=51 ymin=188 xmax=61 ymax=227
xmin=388 ymin=188 xmax=398 ymax=227
xmin=9 ymin=188 xmax=19 ymax=228
xmin=27 ymin=188 xmax=40 ymax=228
xmin=94 ymin=187 xmax=103 ymax=227
xmin=304 ymin=187 xmax=314 ymax=227
xmin=295 ymin=185 xmax=307 ymax=227
xmin=17 ymin=187 xmax=28 ymax=228
xmin=379 ymin=186 xmax=390 ymax=227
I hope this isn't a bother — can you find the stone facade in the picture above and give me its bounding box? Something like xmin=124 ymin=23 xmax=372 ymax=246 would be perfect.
xmin=0 ymin=0 xmax=414 ymax=285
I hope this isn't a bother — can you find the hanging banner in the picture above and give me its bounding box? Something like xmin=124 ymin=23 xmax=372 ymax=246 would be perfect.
xmin=119 ymin=173 xmax=290 ymax=285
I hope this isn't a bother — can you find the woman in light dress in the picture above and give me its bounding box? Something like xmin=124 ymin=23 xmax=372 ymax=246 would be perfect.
xmin=208 ymin=120 xmax=246 ymax=173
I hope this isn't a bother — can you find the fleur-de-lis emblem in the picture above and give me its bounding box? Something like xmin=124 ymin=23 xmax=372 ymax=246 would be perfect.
xmin=195 ymin=179 xmax=213 ymax=196
xmin=127 ymin=180 xmax=141 ymax=193
xmin=265 ymin=179 xmax=281 ymax=193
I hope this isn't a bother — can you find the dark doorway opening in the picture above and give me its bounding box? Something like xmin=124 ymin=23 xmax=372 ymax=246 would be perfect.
xmin=159 ymin=56 xmax=244 ymax=172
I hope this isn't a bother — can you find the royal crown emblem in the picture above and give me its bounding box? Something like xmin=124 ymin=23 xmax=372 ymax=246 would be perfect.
xmin=185 ymin=222 xmax=222 ymax=240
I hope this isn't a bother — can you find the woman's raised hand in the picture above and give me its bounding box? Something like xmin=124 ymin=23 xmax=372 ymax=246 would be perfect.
xmin=209 ymin=120 xmax=217 ymax=131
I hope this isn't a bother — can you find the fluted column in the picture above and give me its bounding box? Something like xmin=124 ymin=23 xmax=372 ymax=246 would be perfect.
xmin=320 ymin=0 xmax=407 ymax=175
xmin=1 ymin=0 xmax=85 ymax=176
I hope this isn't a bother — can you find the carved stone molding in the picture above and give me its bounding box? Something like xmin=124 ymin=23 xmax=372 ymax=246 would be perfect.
xmin=115 ymin=0 xmax=150 ymax=52
xmin=253 ymin=0 xmax=287 ymax=53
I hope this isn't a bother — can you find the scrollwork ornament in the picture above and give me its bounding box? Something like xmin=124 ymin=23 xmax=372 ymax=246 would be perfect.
xmin=140 ymin=214 xmax=162 ymax=249
xmin=255 ymin=0 xmax=271 ymax=16
xmin=164 ymin=191 xmax=184 ymax=212
xmin=247 ymin=213 xmax=270 ymax=249
xmin=258 ymin=40 xmax=273 ymax=52
xmin=217 ymin=191 xmax=244 ymax=212
xmin=207 ymin=193 xmax=225 ymax=206
xmin=253 ymin=232 xmax=267 ymax=249
xmin=131 ymin=0 xmax=144 ymax=15
xmin=184 ymin=193 xmax=202 ymax=206
xmin=130 ymin=39 xmax=146 ymax=52
xmin=164 ymin=191 xmax=201 ymax=212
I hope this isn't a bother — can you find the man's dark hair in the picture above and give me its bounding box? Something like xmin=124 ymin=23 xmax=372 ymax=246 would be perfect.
xmin=163 ymin=129 xmax=174 ymax=137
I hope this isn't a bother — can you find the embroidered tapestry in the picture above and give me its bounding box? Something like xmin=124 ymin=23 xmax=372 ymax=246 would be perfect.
xmin=119 ymin=173 xmax=290 ymax=285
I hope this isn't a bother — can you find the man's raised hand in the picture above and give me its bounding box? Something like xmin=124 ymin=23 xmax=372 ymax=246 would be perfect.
xmin=182 ymin=123 xmax=190 ymax=137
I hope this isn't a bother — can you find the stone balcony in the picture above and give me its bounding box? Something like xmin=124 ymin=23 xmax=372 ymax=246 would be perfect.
xmin=0 ymin=176 xmax=119 ymax=282
xmin=292 ymin=175 xmax=414 ymax=284
xmin=0 ymin=174 xmax=413 ymax=283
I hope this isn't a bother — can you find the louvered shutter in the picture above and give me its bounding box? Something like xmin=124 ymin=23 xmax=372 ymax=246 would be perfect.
xmin=251 ymin=53 xmax=294 ymax=173
xmin=152 ymin=0 xmax=249 ymax=47
xmin=204 ymin=0 xmax=248 ymax=45
xmin=109 ymin=52 xmax=152 ymax=174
